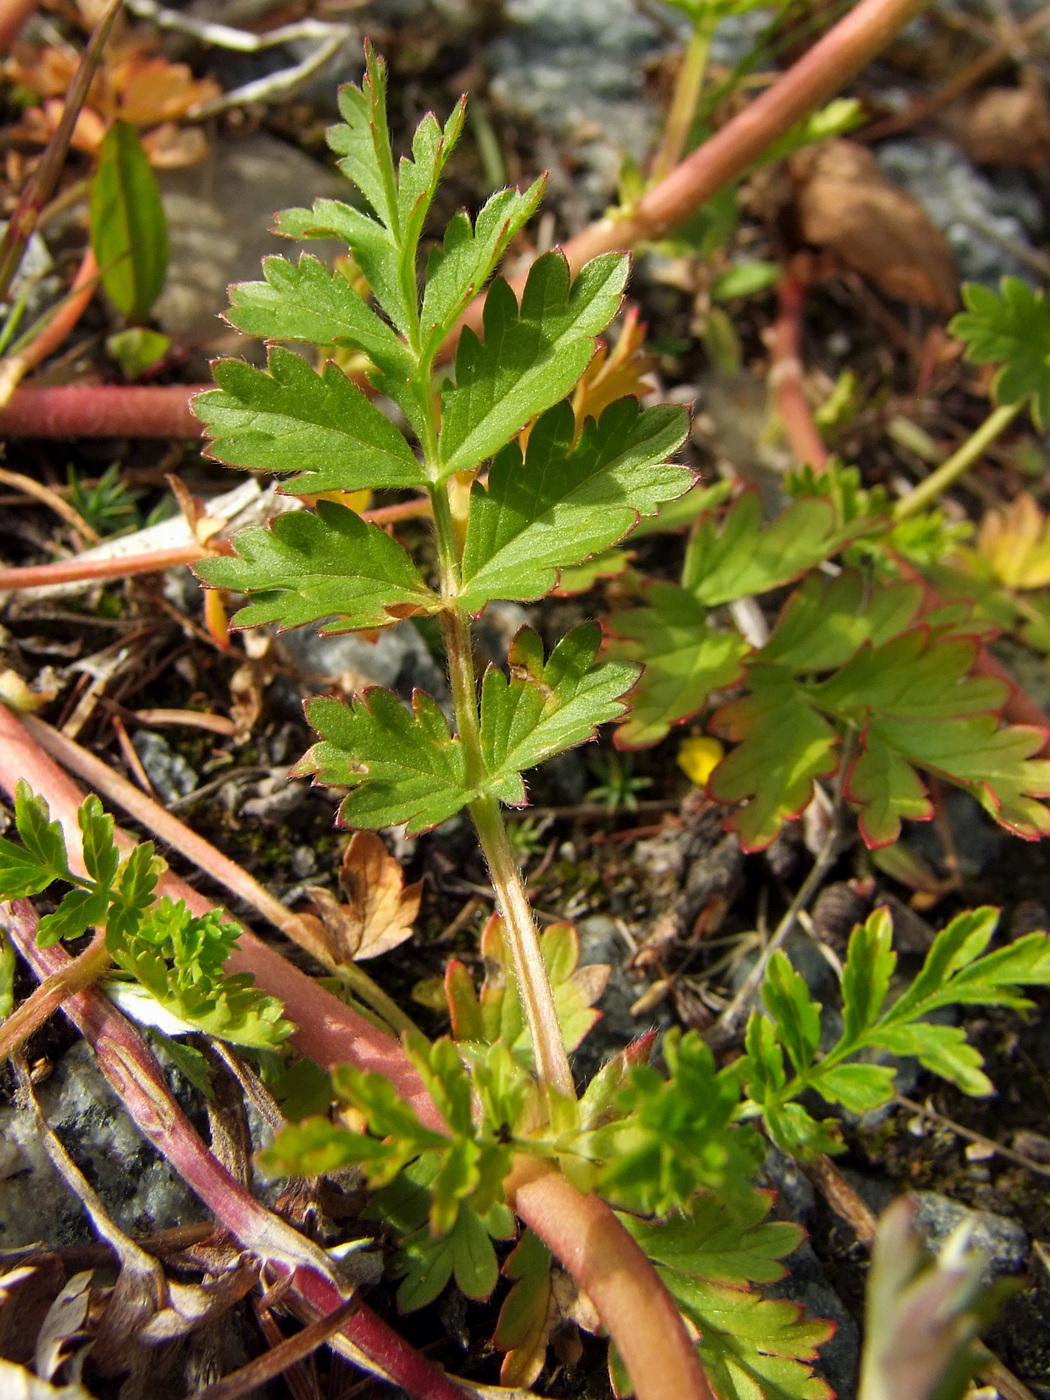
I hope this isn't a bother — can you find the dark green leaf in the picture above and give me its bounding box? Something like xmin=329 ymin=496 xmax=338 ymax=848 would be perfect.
xmin=196 ymin=348 xmax=425 ymax=492
xmin=950 ymin=277 xmax=1050 ymax=427
xmin=480 ymin=625 xmax=637 ymax=801
xmin=36 ymin=887 xmax=110 ymax=947
xmin=196 ymin=502 xmax=435 ymax=633
xmin=297 ymin=689 xmax=502 ymax=833
xmin=459 ymin=398 xmax=691 ymax=610
xmin=90 ymin=120 xmax=168 ymax=321
xmin=438 ymin=251 xmax=628 ymax=478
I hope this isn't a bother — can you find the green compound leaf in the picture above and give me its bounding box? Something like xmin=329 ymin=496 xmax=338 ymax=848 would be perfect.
xmin=109 ymin=899 xmax=293 ymax=1050
xmin=591 ymin=1029 xmax=763 ymax=1216
xmin=90 ymin=120 xmax=168 ymax=322
xmin=226 ymin=253 xmax=415 ymax=382
xmin=78 ymin=796 xmax=119 ymax=891
xmin=682 ymin=492 xmax=869 ymax=606
xmin=708 ymin=667 xmax=839 ymax=852
xmin=606 ymin=583 xmax=752 ymax=749
xmin=195 ymin=502 xmax=436 ymax=634
xmin=297 ymin=689 xmax=482 ymax=834
xmin=843 ymin=711 xmax=1050 ymax=848
xmin=458 ymin=398 xmax=691 ymax=611
xmin=421 ymin=180 xmax=546 ymax=355
xmin=677 ymin=1278 xmax=834 ymax=1400
xmin=761 ymin=953 xmax=821 ymax=1077
xmin=196 ymin=348 xmax=425 ymax=492
xmin=618 ymin=1189 xmax=803 ymax=1289
xmin=37 ymin=887 xmax=111 ymax=948
xmin=746 ymin=905 xmax=1050 ymax=1154
xmin=438 ymin=251 xmax=628 ymax=479
xmin=950 ymin=277 xmax=1050 ymax=428
xmin=106 ymin=842 xmax=161 ymax=946
xmin=810 ymin=629 xmax=1005 ymax=722
xmin=14 ymin=781 xmax=71 ymax=884
xmin=480 ymin=624 xmax=638 ymax=803
xmin=760 ymin=572 xmax=923 ymax=674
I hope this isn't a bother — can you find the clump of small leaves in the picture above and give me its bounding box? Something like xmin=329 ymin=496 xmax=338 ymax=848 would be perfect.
xmin=0 ymin=780 xmax=291 ymax=1050
xmin=605 ymin=463 xmax=1050 ymax=850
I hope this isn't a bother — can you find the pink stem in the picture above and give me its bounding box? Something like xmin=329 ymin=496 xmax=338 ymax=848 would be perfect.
xmin=0 ymin=897 xmax=469 ymax=1400
xmin=0 ymin=705 xmax=439 ymax=1125
xmin=14 ymin=246 xmax=99 ymax=378
xmin=0 ymin=704 xmax=712 ymax=1400
xmin=770 ymin=269 xmax=829 ymax=472
xmin=0 ymin=384 xmax=208 ymax=437
xmin=507 ymin=1157 xmax=713 ymax=1400
xmin=0 ymin=543 xmax=209 ymax=590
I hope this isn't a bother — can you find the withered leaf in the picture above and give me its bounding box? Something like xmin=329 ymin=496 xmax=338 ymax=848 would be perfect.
xmin=977 ymin=492 xmax=1050 ymax=590
xmin=298 ymin=831 xmax=421 ymax=965
xmin=949 ymin=85 xmax=1050 ymax=170
xmin=790 ymin=140 xmax=957 ymax=313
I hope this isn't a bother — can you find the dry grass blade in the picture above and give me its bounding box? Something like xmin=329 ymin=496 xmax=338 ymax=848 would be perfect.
xmin=187 ymin=1298 xmax=359 ymax=1400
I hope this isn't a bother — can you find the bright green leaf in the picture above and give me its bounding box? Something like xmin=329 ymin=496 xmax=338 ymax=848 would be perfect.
xmin=196 ymin=348 xmax=425 ymax=492
xmin=195 ymin=502 xmax=435 ymax=633
xmin=459 ymin=398 xmax=690 ymax=610
xmin=438 ymin=251 xmax=628 ymax=478
xmin=950 ymin=277 xmax=1050 ymax=427
xmin=90 ymin=120 xmax=168 ymax=322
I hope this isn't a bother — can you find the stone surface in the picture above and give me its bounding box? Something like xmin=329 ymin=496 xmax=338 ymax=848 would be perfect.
xmin=278 ymin=620 xmax=449 ymax=708
xmin=0 ymin=1041 xmax=204 ymax=1251
xmin=132 ymin=729 xmax=198 ymax=805
xmin=877 ymin=138 xmax=1044 ymax=285
xmin=154 ymin=134 xmax=346 ymax=344
xmin=911 ymin=1190 xmax=1029 ymax=1282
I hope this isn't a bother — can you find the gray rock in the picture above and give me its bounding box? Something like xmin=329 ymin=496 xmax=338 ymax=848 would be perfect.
xmin=0 ymin=1041 xmax=204 ymax=1251
xmin=765 ymin=1239 xmax=860 ymax=1399
xmin=760 ymin=1143 xmax=817 ymax=1225
xmin=278 ymin=621 xmax=448 ymax=707
xmin=571 ymin=915 xmax=671 ymax=1083
xmin=911 ymin=1191 xmax=1029 ymax=1282
xmin=876 ymin=138 xmax=1043 ymax=285
xmin=132 ymin=730 xmax=197 ymax=804
xmin=487 ymin=0 xmax=666 ymax=197
xmin=154 ymin=135 xmax=346 ymax=343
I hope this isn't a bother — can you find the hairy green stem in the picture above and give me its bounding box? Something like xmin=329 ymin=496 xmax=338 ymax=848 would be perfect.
xmin=650 ymin=25 xmax=712 ymax=186
xmin=893 ymin=401 xmax=1023 ymax=520
xmin=469 ymin=792 xmax=577 ymax=1100
xmin=430 ymin=479 xmax=576 ymax=1102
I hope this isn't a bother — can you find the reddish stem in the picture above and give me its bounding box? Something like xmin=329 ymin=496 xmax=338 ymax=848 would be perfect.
xmin=769 ymin=270 xmax=830 ymax=472
xmin=0 ymin=704 xmax=439 ymax=1125
xmin=0 ymin=543 xmax=208 ymax=590
xmin=0 ymin=898 xmax=470 ymax=1400
xmin=0 ymin=383 xmax=208 ymax=437
xmin=8 ymin=246 xmax=99 ymax=385
xmin=0 ymin=704 xmax=712 ymax=1400
xmin=506 ymin=1156 xmax=713 ymax=1400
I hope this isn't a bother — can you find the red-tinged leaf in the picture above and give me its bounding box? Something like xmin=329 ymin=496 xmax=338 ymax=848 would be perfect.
xmin=845 ymin=726 xmax=934 ymax=848
xmin=681 ymin=491 xmax=871 ymax=607
xmin=495 ymin=1230 xmax=555 ymax=1388
xmin=810 ymin=628 xmax=1005 ymax=722
xmin=708 ymin=667 xmax=839 ymax=851
xmin=607 ymin=582 xmax=751 ymax=749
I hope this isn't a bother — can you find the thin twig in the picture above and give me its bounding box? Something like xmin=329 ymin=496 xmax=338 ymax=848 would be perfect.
xmin=894 ymin=1093 xmax=1050 ymax=1181
xmin=707 ymin=780 xmax=849 ymax=1049
xmin=189 ymin=1298 xmax=360 ymax=1400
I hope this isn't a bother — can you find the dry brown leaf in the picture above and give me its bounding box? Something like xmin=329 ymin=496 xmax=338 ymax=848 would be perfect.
xmin=571 ymin=305 xmax=659 ymax=428
xmin=790 ymin=140 xmax=957 ymax=313
xmin=110 ymin=54 xmax=221 ymax=125
xmin=948 ymin=84 xmax=1050 ymax=169
xmin=298 ymin=831 xmax=421 ymax=965
xmin=977 ymin=491 xmax=1050 ymax=589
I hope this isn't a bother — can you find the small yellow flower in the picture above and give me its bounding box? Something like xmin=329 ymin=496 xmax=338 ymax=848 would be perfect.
xmin=677 ymin=735 xmax=724 ymax=787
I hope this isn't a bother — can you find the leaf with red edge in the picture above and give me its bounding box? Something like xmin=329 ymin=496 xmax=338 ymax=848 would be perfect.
xmin=845 ymin=726 xmax=934 ymax=848
xmin=707 ymin=667 xmax=839 ymax=851
xmin=607 ymin=583 xmax=751 ymax=749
